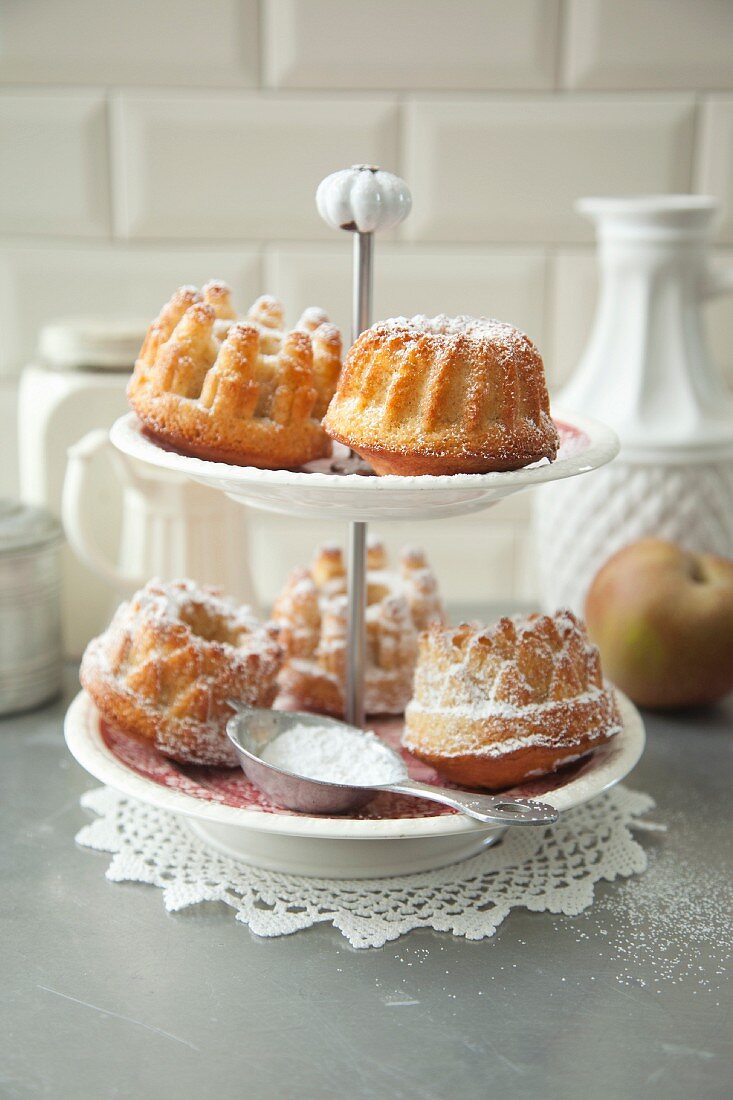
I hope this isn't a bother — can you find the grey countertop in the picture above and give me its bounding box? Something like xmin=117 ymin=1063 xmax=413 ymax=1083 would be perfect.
xmin=2 ymin=664 xmax=732 ymax=1100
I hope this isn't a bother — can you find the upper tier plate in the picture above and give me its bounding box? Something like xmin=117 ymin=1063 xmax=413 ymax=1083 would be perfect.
xmin=111 ymin=410 xmax=619 ymax=521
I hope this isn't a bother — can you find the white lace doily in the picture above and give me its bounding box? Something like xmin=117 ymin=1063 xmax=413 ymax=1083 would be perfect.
xmin=76 ymin=785 xmax=656 ymax=949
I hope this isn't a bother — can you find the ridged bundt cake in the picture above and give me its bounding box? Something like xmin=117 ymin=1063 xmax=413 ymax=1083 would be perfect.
xmin=322 ymin=314 xmax=559 ymax=475
xmin=403 ymin=610 xmax=621 ymax=789
xmin=128 ymin=281 xmax=342 ymax=469
xmin=80 ymin=579 xmax=283 ymax=766
xmin=272 ymin=539 xmax=446 ymax=716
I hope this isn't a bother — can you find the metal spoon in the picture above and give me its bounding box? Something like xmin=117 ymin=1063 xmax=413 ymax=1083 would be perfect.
xmin=226 ymin=706 xmax=558 ymax=827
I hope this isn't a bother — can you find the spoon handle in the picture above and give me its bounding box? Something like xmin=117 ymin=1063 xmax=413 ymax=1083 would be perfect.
xmin=385 ymin=779 xmax=558 ymax=827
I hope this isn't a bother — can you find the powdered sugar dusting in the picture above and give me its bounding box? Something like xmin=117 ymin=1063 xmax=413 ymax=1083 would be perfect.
xmin=405 ymin=699 xmax=611 ymax=758
xmin=552 ymin=822 xmax=732 ymax=998
xmin=260 ymin=723 xmax=406 ymax=786
xmin=84 ymin=580 xmax=283 ymax=724
xmin=405 ymin=610 xmax=621 ymax=759
xmin=376 ymin=314 xmax=535 ymax=355
xmin=81 ymin=579 xmax=283 ymax=766
xmin=99 ymin=578 xmax=268 ymax=645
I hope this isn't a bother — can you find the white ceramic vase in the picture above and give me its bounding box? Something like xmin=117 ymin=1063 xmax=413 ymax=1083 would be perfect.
xmin=534 ymin=195 xmax=733 ymax=614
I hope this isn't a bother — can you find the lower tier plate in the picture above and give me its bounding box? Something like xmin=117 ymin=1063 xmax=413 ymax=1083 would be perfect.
xmin=65 ymin=690 xmax=645 ymax=879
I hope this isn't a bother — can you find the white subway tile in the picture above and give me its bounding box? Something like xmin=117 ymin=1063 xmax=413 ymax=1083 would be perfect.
xmin=549 ymin=247 xmax=733 ymax=394
xmin=0 ymin=244 xmax=261 ymax=377
xmin=0 ymin=92 xmax=109 ymax=237
xmin=404 ymin=96 xmax=694 ymax=243
xmin=265 ymin=244 xmax=547 ymax=347
xmin=0 ymin=382 xmax=19 ymax=499
xmin=564 ymin=0 xmax=733 ymax=90
xmin=264 ymin=0 xmax=559 ymax=90
xmin=264 ymin=246 xmax=350 ymax=335
xmin=0 ymin=0 xmax=258 ymax=87
xmin=113 ymin=93 xmax=398 ymax=240
xmin=547 ymin=249 xmax=597 ymax=390
xmin=697 ymin=96 xmax=733 ymax=244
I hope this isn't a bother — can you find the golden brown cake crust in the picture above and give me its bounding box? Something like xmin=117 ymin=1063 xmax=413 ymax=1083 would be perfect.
xmin=128 ymin=283 xmax=341 ymax=470
xmin=326 ymin=438 xmax=544 ymax=476
xmin=80 ymin=579 xmax=283 ymax=766
xmin=322 ymin=315 xmax=559 ymax=476
xmin=272 ymin=541 xmax=446 ymax=717
xmin=403 ymin=611 xmax=622 ymax=789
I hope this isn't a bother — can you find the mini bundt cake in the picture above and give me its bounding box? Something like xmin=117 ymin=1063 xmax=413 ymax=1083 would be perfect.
xmin=403 ymin=610 xmax=621 ymax=789
xmin=323 ymin=314 xmax=559 ymax=475
xmin=128 ymin=281 xmax=342 ymax=469
xmin=80 ymin=579 xmax=283 ymax=766
xmin=272 ymin=539 xmax=446 ymax=716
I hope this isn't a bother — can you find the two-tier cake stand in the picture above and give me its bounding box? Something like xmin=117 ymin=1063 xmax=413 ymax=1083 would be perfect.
xmin=66 ymin=168 xmax=644 ymax=878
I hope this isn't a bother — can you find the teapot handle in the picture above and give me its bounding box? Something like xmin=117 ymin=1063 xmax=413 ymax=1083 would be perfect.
xmin=62 ymin=429 xmax=145 ymax=593
xmin=701 ymin=264 xmax=733 ymax=299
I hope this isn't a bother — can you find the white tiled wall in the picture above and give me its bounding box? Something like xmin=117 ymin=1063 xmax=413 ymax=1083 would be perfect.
xmin=403 ymin=96 xmax=695 ymax=243
xmin=263 ymin=1 xmax=561 ymax=91
xmin=0 ymin=91 xmax=110 ymax=236
xmin=564 ymin=0 xmax=733 ymax=91
xmin=1 ymin=0 xmax=732 ymax=611
xmin=112 ymin=93 xmax=399 ymax=239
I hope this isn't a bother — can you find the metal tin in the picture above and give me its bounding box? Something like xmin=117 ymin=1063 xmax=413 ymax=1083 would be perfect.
xmin=0 ymin=500 xmax=64 ymax=715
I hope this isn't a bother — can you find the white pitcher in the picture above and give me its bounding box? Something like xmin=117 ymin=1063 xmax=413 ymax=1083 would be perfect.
xmin=62 ymin=429 xmax=257 ymax=612
xmin=534 ymin=195 xmax=733 ymax=613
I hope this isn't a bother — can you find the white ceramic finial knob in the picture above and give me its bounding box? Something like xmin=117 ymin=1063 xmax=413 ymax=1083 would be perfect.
xmin=316 ymin=165 xmax=412 ymax=234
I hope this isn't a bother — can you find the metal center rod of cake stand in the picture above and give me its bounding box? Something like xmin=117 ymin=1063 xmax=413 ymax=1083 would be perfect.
xmin=345 ymin=230 xmax=374 ymax=729
xmin=317 ymin=165 xmax=411 ymax=728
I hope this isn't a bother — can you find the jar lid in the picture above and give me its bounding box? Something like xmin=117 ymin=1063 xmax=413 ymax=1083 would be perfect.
xmin=39 ymin=318 xmax=147 ymax=371
xmin=0 ymin=500 xmax=63 ymax=554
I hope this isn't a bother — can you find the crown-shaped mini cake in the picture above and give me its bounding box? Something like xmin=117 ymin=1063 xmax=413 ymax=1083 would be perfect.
xmin=80 ymin=579 xmax=282 ymax=766
xmin=272 ymin=539 xmax=446 ymax=716
xmin=404 ymin=610 xmax=622 ymax=789
xmin=128 ymin=281 xmax=342 ymax=469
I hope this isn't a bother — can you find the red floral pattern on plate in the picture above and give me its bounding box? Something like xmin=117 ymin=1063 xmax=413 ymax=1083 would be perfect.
xmin=555 ymin=420 xmax=588 ymax=457
xmin=101 ymin=716 xmax=453 ymax=819
xmin=100 ymin=708 xmax=596 ymax=822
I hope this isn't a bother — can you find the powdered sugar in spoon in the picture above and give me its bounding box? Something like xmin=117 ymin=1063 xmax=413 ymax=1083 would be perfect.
xmin=226 ymin=705 xmax=558 ymax=827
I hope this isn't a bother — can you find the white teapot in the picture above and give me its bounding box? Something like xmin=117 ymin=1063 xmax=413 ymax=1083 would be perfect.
xmin=62 ymin=429 xmax=256 ymax=610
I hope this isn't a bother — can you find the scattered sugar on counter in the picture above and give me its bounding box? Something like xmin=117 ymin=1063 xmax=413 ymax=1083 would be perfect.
xmin=261 ymin=723 xmax=406 ymax=785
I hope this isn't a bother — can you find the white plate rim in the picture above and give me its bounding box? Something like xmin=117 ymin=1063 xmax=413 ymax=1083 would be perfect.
xmin=110 ymin=408 xmax=619 ymax=493
xmin=65 ymin=690 xmax=645 ymax=841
